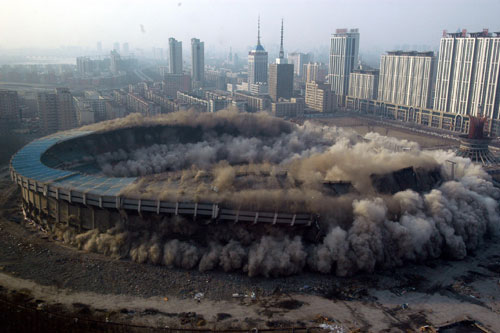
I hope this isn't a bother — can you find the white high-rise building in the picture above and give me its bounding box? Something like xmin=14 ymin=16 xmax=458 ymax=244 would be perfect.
xmin=348 ymin=69 xmax=379 ymax=100
xmin=328 ymin=28 xmax=359 ymax=96
xmin=169 ymin=38 xmax=183 ymax=74
xmin=248 ymin=17 xmax=268 ymax=85
xmin=191 ymin=38 xmax=205 ymax=87
xmin=378 ymin=51 xmax=435 ymax=108
xmin=434 ymin=30 xmax=500 ymax=120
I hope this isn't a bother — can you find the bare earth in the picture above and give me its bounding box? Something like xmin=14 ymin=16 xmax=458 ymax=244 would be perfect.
xmin=0 ymin=120 xmax=499 ymax=332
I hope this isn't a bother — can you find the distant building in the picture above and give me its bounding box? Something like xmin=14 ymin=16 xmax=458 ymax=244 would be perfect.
xmin=249 ymin=83 xmax=268 ymax=95
xmin=329 ymin=28 xmax=359 ymax=97
xmin=348 ymin=69 xmax=379 ymax=100
xmin=110 ymin=50 xmax=121 ymax=74
xmin=233 ymin=91 xmax=270 ymax=112
xmin=378 ymin=51 xmax=435 ymax=108
xmin=169 ymin=38 xmax=183 ymax=74
xmin=303 ymin=62 xmax=328 ymax=83
xmin=434 ymin=29 xmax=500 ymax=121
xmin=269 ymin=20 xmax=294 ymax=102
xmin=122 ymin=42 xmax=129 ymax=55
xmin=248 ymin=17 xmax=268 ymax=85
xmin=305 ymin=82 xmax=336 ymax=113
xmin=271 ymin=97 xmax=305 ymax=118
xmin=127 ymin=92 xmax=160 ymax=116
xmin=191 ymin=38 xmax=205 ymax=87
xmin=96 ymin=41 xmax=102 ymax=53
xmin=0 ymin=90 xmax=20 ymax=130
xmin=38 ymin=88 xmax=77 ymax=134
xmin=163 ymin=73 xmax=191 ymax=98
xmin=287 ymin=52 xmax=310 ymax=77
xmin=113 ymin=42 xmax=120 ymax=52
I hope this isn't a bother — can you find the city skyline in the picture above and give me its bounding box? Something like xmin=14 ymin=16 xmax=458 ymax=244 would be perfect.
xmin=1 ymin=0 xmax=500 ymax=54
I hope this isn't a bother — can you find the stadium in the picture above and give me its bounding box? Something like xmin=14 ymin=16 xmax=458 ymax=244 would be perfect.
xmin=9 ymin=110 xmax=500 ymax=277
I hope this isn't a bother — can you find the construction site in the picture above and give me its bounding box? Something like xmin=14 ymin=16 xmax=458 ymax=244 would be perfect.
xmin=1 ymin=110 xmax=500 ymax=332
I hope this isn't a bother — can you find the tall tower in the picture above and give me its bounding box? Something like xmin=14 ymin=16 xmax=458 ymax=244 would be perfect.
xmin=328 ymin=28 xmax=359 ymax=97
xmin=191 ymin=38 xmax=205 ymax=88
xmin=434 ymin=30 xmax=500 ymax=122
xmin=269 ymin=19 xmax=293 ymax=101
xmin=248 ymin=16 xmax=268 ymax=85
xmin=169 ymin=38 xmax=183 ymax=74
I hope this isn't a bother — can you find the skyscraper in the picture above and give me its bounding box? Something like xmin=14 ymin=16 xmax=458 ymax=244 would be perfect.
xmin=169 ymin=38 xmax=183 ymax=74
xmin=434 ymin=30 xmax=500 ymax=120
xmin=191 ymin=38 xmax=205 ymax=87
xmin=0 ymin=90 xmax=20 ymax=130
xmin=287 ymin=52 xmax=311 ymax=77
xmin=329 ymin=28 xmax=360 ymax=96
xmin=348 ymin=69 xmax=379 ymax=100
xmin=96 ymin=41 xmax=102 ymax=53
xmin=113 ymin=42 xmax=120 ymax=53
xmin=38 ymin=88 xmax=77 ymax=134
xmin=248 ymin=17 xmax=268 ymax=85
xmin=122 ymin=42 xmax=129 ymax=55
xmin=378 ymin=51 xmax=435 ymax=108
xmin=269 ymin=20 xmax=294 ymax=101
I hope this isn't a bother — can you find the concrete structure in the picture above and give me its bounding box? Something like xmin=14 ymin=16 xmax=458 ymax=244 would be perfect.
xmin=287 ymin=52 xmax=311 ymax=77
xmin=0 ymin=89 xmax=20 ymax=128
xmin=249 ymin=82 xmax=268 ymax=95
xmin=348 ymin=69 xmax=379 ymax=100
xmin=434 ymin=30 xmax=500 ymax=124
xmin=268 ymin=20 xmax=294 ymax=102
xmin=233 ymin=91 xmax=270 ymax=112
xmin=126 ymin=93 xmax=160 ymax=117
xmin=191 ymin=38 xmax=205 ymax=87
xmin=271 ymin=97 xmax=305 ymax=118
xmin=248 ymin=17 xmax=268 ymax=85
xmin=305 ymin=82 xmax=336 ymax=113
xmin=37 ymin=88 xmax=77 ymax=134
xmin=163 ymin=73 xmax=191 ymax=98
xmin=10 ymin=128 xmax=314 ymax=240
xmin=169 ymin=38 xmax=183 ymax=74
xmin=110 ymin=50 xmax=121 ymax=74
xmin=122 ymin=42 xmax=129 ymax=55
xmin=303 ymin=62 xmax=328 ymax=83
xmin=329 ymin=28 xmax=359 ymax=97
xmin=378 ymin=51 xmax=435 ymax=109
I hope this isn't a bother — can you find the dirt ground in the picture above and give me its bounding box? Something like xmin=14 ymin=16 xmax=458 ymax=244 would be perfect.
xmin=0 ymin=121 xmax=499 ymax=332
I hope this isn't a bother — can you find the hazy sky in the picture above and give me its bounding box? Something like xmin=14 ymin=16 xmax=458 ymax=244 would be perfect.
xmin=1 ymin=0 xmax=499 ymax=54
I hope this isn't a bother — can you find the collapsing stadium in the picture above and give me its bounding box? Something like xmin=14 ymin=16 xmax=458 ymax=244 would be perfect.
xmin=9 ymin=110 xmax=500 ymax=277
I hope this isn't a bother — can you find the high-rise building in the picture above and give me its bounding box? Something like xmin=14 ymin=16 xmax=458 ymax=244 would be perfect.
xmin=269 ymin=20 xmax=294 ymax=101
xmin=303 ymin=62 xmax=328 ymax=83
xmin=113 ymin=42 xmax=120 ymax=52
xmin=191 ymin=38 xmax=205 ymax=87
xmin=434 ymin=30 xmax=500 ymax=120
xmin=348 ymin=69 xmax=379 ymax=100
xmin=329 ymin=28 xmax=360 ymax=96
xmin=287 ymin=52 xmax=311 ymax=77
xmin=38 ymin=88 xmax=77 ymax=134
xmin=378 ymin=51 xmax=435 ymax=108
xmin=248 ymin=17 xmax=268 ymax=85
xmin=305 ymin=82 xmax=336 ymax=113
xmin=110 ymin=50 xmax=121 ymax=74
xmin=96 ymin=41 xmax=102 ymax=53
xmin=163 ymin=73 xmax=191 ymax=98
xmin=169 ymin=38 xmax=183 ymax=74
xmin=0 ymin=90 xmax=20 ymax=129
xmin=122 ymin=42 xmax=129 ymax=54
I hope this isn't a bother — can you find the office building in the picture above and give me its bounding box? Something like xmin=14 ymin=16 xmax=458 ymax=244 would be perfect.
xmin=191 ymin=38 xmax=205 ymax=87
xmin=305 ymin=82 xmax=336 ymax=113
xmin=378 ymin=51 xmax=435 ymax=108
xmin=288 ymin=52 xmax=311 ymax=77
xmin=248 ymin=17 xmax=268 ymax=85
xmin=269 ymin=20 xmax=294 ymax=101
xmin=271 ymin=97 xmax=305 ymax=118
xmin=163 ymin=73 xmax=191 ymax=98
xmin=434 ymin=30 xmax=500 ymax=120
xmin=169 ymin=38 xmax=183 ymax=74
xmin=0 ymin=90 xmax=20 ymax=129
xmin=38 ymin=88 xmax=77 ymax=134
xmin=348 ymin=69 xmax=379 ymax=100
xmin=329 ymin=28 xmax=359 ymax=96
xmin=303 ymin=62 xmax=328 ymax=83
